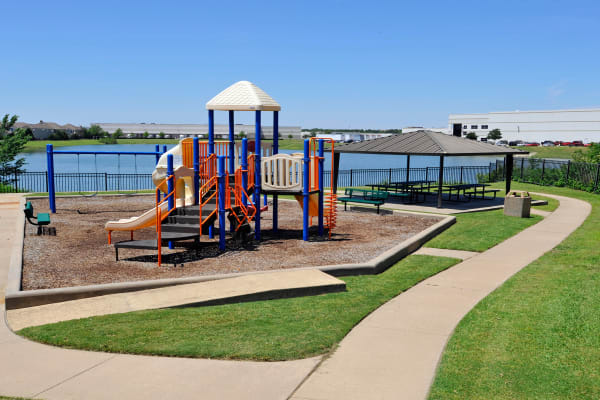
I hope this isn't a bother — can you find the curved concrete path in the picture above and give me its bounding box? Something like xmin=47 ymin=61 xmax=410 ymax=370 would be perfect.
xmin=1 ymin=193 xmax=591 ymax=400
xmin=291 ymin=193 xmax=591 ymax=400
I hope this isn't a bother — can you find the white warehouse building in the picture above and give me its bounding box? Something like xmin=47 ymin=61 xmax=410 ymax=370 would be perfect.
xmin=448 ymin=108 xmax=600 ymax=143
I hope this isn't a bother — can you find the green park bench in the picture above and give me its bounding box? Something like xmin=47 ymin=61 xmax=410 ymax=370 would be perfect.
xmin=24 ymin=201 xmax=56 ymax=235
xmin=338 ymin=188 xmax=389 ymax=214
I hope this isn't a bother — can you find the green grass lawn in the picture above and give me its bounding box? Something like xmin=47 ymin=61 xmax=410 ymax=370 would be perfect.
xmin=513 ymin=145 xmax=588 ymax=159
xmin=19 ymin=255 xmax=459 ymax=361
xmin=424 ymin=209 xmax=542 ymax=252
xmin=429 ymin=182 xmax=600 ymax=400
xmin=23 ymin=138 xmax=305 ymax=152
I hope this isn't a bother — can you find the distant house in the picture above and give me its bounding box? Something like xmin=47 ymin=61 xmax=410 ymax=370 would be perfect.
xmin=13 ymin=121 xmax=84 ymax=139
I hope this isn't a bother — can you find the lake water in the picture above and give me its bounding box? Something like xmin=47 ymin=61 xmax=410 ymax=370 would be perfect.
xmin=20 ymin=144 xmax=502 ymax=173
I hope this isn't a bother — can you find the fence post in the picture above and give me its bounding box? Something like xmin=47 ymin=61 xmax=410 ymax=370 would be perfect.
xmin=104 ymin=173 xmax=108 ymax=191
xmin=595 ymin=163 xmax=600 ymax=192
xmin=388 ymin=168 xmax=392 ymax=184
xmin=488 ymin=164 xmax=492 ymax=182
xmin=45 ymin=171 xmax=49 ymax=193
xmin=520 ymin=158 xmax=524 ymax=179
xmin=425 ymin=167 xmax=429 ymax=181
xmin=14 ymin=168 xmax=18 ymax=192
xmin=541 ymin=159 xmax=546 ymax=182
xmin=566 ymin=160 xmax=571 ymax=183
xmin=350 ymin=169 xmax=353 ymax=187
xmin=459 ymin=166 xmax=463 ymax=184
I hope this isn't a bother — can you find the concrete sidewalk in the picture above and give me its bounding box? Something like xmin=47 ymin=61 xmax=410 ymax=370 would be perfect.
xmin=291 ymin=193 xmax=590 ymax=400
xmin=7 ymin=269 xmax=345 ymax=330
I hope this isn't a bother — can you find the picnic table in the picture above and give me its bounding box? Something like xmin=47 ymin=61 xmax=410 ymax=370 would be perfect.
xmin=369 ymin=180 xmax=435 ymax=203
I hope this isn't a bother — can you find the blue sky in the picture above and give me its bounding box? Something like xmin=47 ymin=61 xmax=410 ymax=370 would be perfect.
xmin=2 ymin=0 xmax=599 ymax=129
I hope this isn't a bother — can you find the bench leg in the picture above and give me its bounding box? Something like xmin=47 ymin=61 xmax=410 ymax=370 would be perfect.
xmin=115 ymin=247 xmax=119 ymax=261
xmin=344 ymin=202 xmax=347 ymax=211
xmin=37 ymin=226 xmax=41 ymax=236
xmin=377 ymin=205 xmax=380 ymax=214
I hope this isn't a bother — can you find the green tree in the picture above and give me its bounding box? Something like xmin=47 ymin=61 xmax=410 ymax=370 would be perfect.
xmin=573 ymin=143 xmax=600 ymax=163
xmin=143 ymin=131 xmax=150 ymax=139
xmin=112 ymin=128 xmax=124 ymax=139
xmin=238 ymin=131 xmax=246 ymax=138
xmin=465 ymin=132 xmax=478 ymax=140
xmin=87 ymin=124 xmax=104 ymax=138
xmin=487 ymin=129 xmax=502 ymax=140
xmin=288 ymin=134 xmax=293 ymax=139
xmin=0 ymin=114 xmax=32 ymax=178
xmin=158 ymin=131 xmax=165 ymax=139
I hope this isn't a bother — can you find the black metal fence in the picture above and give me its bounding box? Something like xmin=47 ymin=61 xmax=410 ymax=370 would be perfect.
xmin=0 ymin=170 xmax=155 ymax=193
xmin=1 ymin=164 xmax=500 ymax=194
xmin=511 ymin=158 xmax=600 ymax=193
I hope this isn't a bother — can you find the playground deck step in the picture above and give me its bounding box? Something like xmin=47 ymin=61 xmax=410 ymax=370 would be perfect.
xmin=161 ymin=223 xmax=204 ymax=234
xmin=7 ymin=270 xmax=347 ymax=330
xmin=176 ymin=204 xmax=216 ymax=216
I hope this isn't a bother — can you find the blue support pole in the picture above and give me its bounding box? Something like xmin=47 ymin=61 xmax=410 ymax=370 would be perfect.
xmin=273 ymin=111 xmax=279 ymax=154
xmin=303 ymin=139 xmax=310 ymax=241
xmin=155 ymin=144 xmax=160 ymax=165
xmin=162 ymin=145 xmax=167 ymax=154
xmin=193 ymin=137 xmax=200 ymax=205
xmin=217 ymin=155 xmax=227 ymax=251
xmin=254 ymin=111 xmax=262 ymax=240
xmin=46 ymin=144 xmax=56 ymax=213
xmin=166 ymin=154 xmax=174 ymax=249
xmin=241 ymin=138 xmax=248 ymax=207
xmin=228 ymin=110 xmax=235 ymax=173
xmin=318 ymin=139 xmax=324 ymax=237
xmin=273 ymin=111 xmax=279 ymax=232
xmin=208 ymin=110 xmax=215 ymax=155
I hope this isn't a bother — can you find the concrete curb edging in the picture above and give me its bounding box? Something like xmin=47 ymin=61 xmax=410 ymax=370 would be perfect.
xmin=5 ymin=211 xmax=455 ymax=310
xmin=5 ymin=197 xmax=26 ymax=297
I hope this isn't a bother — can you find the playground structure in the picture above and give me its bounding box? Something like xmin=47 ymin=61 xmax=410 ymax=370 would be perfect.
xmin=42 ymin=81 xmax=337 ymax=266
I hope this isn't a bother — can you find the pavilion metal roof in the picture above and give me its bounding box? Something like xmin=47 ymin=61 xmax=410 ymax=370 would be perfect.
xmin=333 ymin=130 xmax=528 ymax=156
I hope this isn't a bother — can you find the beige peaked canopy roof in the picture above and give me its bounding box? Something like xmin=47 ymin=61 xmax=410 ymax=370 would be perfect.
xmin=206 ymin=81 xmax=281 ymax=112
xmin=334 ymin=130 xmax=528 ymax=156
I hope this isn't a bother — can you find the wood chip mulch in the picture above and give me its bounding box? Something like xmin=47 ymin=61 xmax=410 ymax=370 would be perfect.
xmin=22 ymin=195 xmax=442 ymax=290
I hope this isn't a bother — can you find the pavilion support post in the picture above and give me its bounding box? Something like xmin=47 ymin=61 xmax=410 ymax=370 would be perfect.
xmin=333 ymin=152 xmax=340 ymax=193
xmin=505 ymin=154 xmax=514 ymax=194
xmin=437 ymin=155 xmax=444 ymax=208
xmin=405 ymin=155 xmax=410 ymax=184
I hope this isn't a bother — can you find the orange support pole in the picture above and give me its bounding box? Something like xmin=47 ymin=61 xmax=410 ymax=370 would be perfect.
xmin=157 ymin=207 xmax=162 ymax=267
xmin=108 ymin=231 xmax=112 ymax=245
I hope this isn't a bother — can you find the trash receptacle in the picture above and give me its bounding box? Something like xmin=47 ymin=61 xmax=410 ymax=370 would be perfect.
xmin=504 ymin=190 xmax=531 ymax=218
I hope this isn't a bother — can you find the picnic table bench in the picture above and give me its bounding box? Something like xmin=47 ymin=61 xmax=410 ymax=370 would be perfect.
xmin=431 ymin=183 xmax=496 ymax=202
xmin=338 ymin=188 xmax=388 ymax=214
xmin=465 ymin=188 xmax=501 ymax=200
